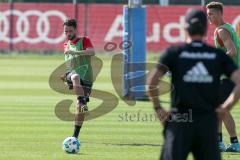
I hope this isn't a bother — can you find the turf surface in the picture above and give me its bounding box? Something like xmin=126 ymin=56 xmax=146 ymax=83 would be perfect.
xmin=0 ymin=54 xmax=239 ymax=160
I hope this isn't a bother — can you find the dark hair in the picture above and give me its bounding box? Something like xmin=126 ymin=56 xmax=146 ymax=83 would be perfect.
xmin=185 ymin=9 xmax=207 ymax=36
xmin=206 ymin=1 xmax=223 ymax=14
xmin=63 ymin=19 xmax=77 ymax=29
xmin=187 ymin=22 xmax=207 ymax=36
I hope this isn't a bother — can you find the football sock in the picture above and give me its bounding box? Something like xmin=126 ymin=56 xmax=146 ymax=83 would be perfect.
xmin=230 ymin=137 xmax=239 ymax=143
xmin=73 ymin=125 xmax=82 ymax=138
xmin=218 ymin=133 xmax=223 ymax=142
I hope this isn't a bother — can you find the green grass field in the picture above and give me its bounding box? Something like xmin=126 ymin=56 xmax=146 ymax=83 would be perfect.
xmin=0 ymin=54 xmax=239 ymax=160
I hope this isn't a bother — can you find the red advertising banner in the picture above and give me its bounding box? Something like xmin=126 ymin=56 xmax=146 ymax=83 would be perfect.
xmin=0 ymin=4 xmax=239 ymax=52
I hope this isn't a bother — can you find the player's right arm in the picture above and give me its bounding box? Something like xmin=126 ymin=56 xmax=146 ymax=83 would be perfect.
xmin=147 ymin=66 xmax=170 ymax=124
xmin=147 ymin=47 xmax=174 ymax=124
xmin=64 ymin=37 xmax=95 ymax=56
xmin=218 ymin=28 xmax=237 ymax=57
xmin=221 ymin=69 xmax=240 ymax=110
xmin=64 ymin=48 xmax=95 ymax=56
xmin=216 ymin=51 xmax=240 ymax=117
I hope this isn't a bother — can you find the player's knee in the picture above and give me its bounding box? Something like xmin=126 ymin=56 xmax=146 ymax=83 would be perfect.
xmin=71 ymin=74 xmax=80 ymax=82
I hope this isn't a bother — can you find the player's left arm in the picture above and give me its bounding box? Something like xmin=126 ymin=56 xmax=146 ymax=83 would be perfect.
xmin=218 ymin=28 xmax=237 ymax=57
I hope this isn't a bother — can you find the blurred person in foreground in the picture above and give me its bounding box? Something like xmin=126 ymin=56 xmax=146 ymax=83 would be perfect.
xmin=147 ymin=9 xmax=240 ymax=160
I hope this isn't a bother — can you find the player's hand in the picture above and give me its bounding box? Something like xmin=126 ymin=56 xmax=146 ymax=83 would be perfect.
xmin=216 ymin=105 xmax=228 ymax=120
xmin=60 ymin=72 xmax=67 ymax=81
xmin=64 ymin=50 xmax=75 ymax=55
xmin=155 ymin=107 xmax=170 ymax=125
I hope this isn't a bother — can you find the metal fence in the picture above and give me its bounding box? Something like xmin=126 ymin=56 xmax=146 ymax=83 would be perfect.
xmin=0 ymin=2 xmax=240 ymax=53
xmin=1 ymin=0 xmax=240 ymax=5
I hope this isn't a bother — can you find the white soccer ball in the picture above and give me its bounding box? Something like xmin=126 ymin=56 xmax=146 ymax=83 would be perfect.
xmin=62 ymin=137 xmax=80 ymax=154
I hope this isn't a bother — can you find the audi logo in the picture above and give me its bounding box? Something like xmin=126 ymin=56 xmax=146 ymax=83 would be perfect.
xmin=0 ymin=10 xmax=67 ymax=44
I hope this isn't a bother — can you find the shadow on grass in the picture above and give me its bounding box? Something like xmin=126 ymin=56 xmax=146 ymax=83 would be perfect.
xmin=82 ymin=141 xmax=162 ymax=147
xmin=222 ymin=152 xmax=240 ymax=155
xmin=78 ymin=153 xmax=90 ymax=155
xmin=103 ymin=143 xmax=162 ymax=147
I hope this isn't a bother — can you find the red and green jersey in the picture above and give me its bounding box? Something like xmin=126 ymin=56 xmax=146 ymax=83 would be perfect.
xmin=214 ymin=23 xmax=240 ymax=67
xmin=64 ymin=37 xmax=93 ymax=83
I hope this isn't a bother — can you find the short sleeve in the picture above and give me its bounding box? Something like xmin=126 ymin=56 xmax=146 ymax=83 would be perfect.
xmin=219 ymin=50 xmax=238 ymax=77
xmin=157 ymin=46 xmax=175 ymax=72
xmin=82 ymin=37 xmax=94 ymax=50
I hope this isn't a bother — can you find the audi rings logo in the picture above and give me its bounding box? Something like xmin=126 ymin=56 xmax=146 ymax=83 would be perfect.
xmin=0 ymin=10 xmax=67 ymax=44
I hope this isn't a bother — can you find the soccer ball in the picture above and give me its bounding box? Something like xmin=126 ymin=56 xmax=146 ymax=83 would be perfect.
xmin=62 ymin=137 xmax=80 ymax=154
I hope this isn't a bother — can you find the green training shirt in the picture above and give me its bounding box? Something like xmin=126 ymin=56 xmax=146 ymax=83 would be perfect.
xmin=65 ymin=37 xmax=93 ymax=83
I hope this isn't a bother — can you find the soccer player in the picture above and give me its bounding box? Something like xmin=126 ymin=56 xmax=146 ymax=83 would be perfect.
xmin=147 ymin=9 xmax=240 ymax=160
xmin=206 ymin=1 xmax=240 ymax=152
xmin=62 ymin=19 xmax=95 ymax=138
